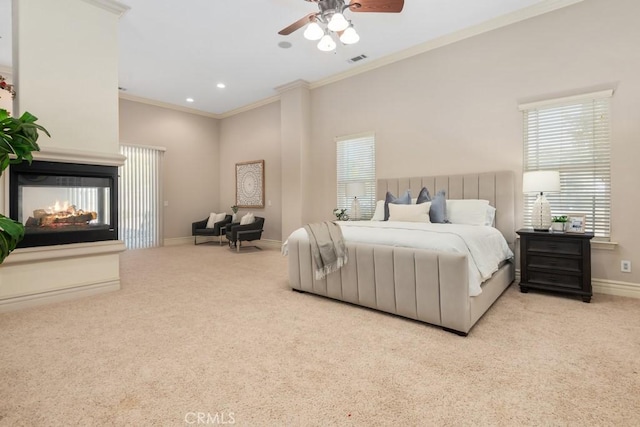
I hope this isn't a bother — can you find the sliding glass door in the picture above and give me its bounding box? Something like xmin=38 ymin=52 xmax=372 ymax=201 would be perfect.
xmin=119 ymin=144 xmax=165 ymax=249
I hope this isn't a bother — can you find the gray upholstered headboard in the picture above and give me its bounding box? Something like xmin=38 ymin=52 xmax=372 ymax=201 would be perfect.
xmin=377 ymin=171 xmax=515 ymax=246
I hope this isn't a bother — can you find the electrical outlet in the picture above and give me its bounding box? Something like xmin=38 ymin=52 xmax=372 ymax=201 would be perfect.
xmin=621 ymin=260 xmax=631 ymax=273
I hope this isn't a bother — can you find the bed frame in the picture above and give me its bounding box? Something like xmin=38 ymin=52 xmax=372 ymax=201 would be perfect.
xmin=287 ymin=171 xmax=515 ymax=335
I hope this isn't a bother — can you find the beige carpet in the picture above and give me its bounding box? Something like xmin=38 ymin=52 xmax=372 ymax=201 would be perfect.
xmin=1 ymin=243 xmax=639 ymax=426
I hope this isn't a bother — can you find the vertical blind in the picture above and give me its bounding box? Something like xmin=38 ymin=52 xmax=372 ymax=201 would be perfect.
xmin=521 ymin=91 xmax=612 ymax=238
xmin=336 ymin=133 xmax=376 ymax=219
xmin=119 ymin=144 xmax=164 ymax=249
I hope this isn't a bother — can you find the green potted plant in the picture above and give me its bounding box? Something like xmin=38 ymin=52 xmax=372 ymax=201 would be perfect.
xmin=551 ymin=215 xmax=568 ymax=232
xmin=0 ymin=108 xmax=50 ymax=264
xmin=231 ymin=205 xmax=239 ymax=222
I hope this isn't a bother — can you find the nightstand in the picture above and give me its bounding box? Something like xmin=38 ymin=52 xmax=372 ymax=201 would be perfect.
xmin=516 ymin=229 xmax=594 ymax=302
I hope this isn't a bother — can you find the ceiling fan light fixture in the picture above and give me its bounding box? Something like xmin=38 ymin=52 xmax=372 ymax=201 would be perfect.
xmin=317 ymin=34 xmax=337 ymax=52
xmin=339 ymin=25 xmax=359 ymax=45
xmin=327 ymin=12 xmax=349 ymax=32
xmin=303 ymin=22 xmax=324 ymax=41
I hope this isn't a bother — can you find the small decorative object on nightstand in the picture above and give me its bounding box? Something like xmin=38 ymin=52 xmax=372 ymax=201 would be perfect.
xmin=517 ymin=229 xmax=594 ymax=302
xmin=333 ymin=208 xmax=348 ymax=221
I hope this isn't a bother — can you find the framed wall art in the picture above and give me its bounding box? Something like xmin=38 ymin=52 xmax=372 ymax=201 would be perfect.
xmin=236 ymin=160 xmax=265 ymax=208
xmin=565 ymin=213 xmax=586 ymax=233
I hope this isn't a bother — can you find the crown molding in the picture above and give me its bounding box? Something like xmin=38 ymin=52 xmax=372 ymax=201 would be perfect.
xmin=118 ymin=93 xmax=221 ymax=119
xmin=275 ymin=79 xmax=311 ymax=93
xmin=80 ymin=0 xmax=130 ymax=17
xmin=310 ymin=0 xmax=584 ymax=90
xmin=218 ymin=96 xmax=280 ymax=119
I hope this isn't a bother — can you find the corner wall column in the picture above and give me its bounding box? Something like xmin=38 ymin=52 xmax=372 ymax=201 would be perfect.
xmin=277 ymin=80 xmax=312 ymax=241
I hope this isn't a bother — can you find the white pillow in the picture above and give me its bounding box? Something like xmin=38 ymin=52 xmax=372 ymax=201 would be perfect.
xmin=240 ymin=212 xmax=255 ymax=225
xmin=371 ymin=200 xmax=385 ymax=221
xmin=388 ymin=202 xmax=431 ymax=223
xmin=485 ymin=205 xmax=496 ymax=227
xmin=206 ymin=212 xmax=227 ymax=228
xmin=446 ymin=199 xmax=490 ymax=226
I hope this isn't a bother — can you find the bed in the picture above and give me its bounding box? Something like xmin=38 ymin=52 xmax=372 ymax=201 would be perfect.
xmin=286 ymin=171 xmax=516 ymax=335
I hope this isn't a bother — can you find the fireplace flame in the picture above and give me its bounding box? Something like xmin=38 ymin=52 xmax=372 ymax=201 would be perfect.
xmin=50 ymin=200 xmax=70 ymax=214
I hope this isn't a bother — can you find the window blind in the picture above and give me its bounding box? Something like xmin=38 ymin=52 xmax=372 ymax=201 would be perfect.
xmin=521 ymin=92 xmax=612 ymax=238
xmin=336 ymin=133 xmax=376 ymax=219
xmin=119 ymin=144 xmax=165 ymax=249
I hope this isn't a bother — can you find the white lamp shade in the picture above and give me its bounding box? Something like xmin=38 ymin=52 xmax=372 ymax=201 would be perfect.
xmin=339 ymin=26 xmax=360 ymax=44
xmin=523 ymin=170 xmax=560 ymax=194
xmin=303 ymin=22 xmax=324 ymax=41
xmin=317 ymin=34 xmax=336 ymax=52
xmin=328 ymin=13 xmax=349 ymax=32
xmin=345 ymin=182 xmax=365 ymax=198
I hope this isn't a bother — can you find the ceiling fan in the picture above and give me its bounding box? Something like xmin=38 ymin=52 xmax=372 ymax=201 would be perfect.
xmin=278 ymin=0 xmax=405 ymax=52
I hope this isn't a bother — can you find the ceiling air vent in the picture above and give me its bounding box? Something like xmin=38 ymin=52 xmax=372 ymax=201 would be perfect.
xmin=347 ymin=54 xmax=368 ymax=64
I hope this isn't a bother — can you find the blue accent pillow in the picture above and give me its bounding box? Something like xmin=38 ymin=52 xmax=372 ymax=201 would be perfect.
xmin=416 ymin=187 xmax=431 ymax=205
xmin=384 ymin=190 xmax=411 ymax=221
xmin=429 ymin=190 xmax=447 ymax=223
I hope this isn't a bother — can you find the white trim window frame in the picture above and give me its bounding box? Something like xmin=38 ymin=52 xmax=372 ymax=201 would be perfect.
xmin=336 ymin=132 xmax=376 ymax=220
xmin=520 ymin=90 xmax=613 ymax=239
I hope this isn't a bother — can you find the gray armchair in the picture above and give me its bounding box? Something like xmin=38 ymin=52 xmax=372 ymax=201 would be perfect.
xmin=225 ymin=216 xmax=265 ymax=252
xmin=192 ymin=215 xmax=232 ymax=245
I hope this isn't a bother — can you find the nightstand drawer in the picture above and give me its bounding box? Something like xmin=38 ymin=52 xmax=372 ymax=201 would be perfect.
xmin=528 ymin=255 xmax=582 ymax=274
xmin=528 ymin=271 xmax=582 ymax=290
xmin=527 ymin=238 xmax=582 ymax=256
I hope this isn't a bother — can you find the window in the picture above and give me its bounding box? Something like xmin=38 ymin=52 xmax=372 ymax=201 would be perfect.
xmin=520 ymin=90 xmax=612 ymax=238
xmin=119 ymin=144 xmax=165 ymax=249
xmin=336 ymin=133 xmax=376 ymax=220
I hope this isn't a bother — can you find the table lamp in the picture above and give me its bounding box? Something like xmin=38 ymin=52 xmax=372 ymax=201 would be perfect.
xmin=345 ymin=182 xmax=365 ymax=221
xmin=523 ymin=170 xmax=560 ymax=231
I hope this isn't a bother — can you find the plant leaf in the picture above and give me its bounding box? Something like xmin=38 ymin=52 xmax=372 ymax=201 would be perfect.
xmin=0 ymin=214 xmax=25 ymax=264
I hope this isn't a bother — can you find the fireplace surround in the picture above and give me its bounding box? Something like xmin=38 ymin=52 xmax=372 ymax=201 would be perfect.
xmin=9 ymin=160 xmax=118 ymax=248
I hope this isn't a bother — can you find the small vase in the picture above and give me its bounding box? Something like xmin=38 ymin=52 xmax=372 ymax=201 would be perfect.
xmin=551 ymin=222 xmax=565 ymax=232
xmin=232 ymin=213 xmax=238 ymax=222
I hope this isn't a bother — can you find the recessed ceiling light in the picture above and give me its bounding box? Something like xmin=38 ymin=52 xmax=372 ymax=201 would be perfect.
xmin=186 ymin=98 xmax=194 ymax=103
xmin=216 ymin=83 xmax=226 ymax=89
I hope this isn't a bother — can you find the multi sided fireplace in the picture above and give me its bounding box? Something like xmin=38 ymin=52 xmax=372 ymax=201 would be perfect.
xmin=9 ymin=160 xmax=118 ymax=248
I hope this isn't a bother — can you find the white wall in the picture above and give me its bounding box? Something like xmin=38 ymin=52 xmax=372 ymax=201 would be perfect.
xmin=118 ymin=99 xmax=220 ymax=240
xmin=13 ymin=0 xmax=120 ymax=154
xmin=219 ymin=102 xmax=282 ymax=241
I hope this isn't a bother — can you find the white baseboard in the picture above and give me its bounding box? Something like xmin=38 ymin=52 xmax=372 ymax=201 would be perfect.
xmin=0 ymin=279 xmax=121 ymax=313
xmin=592 ymin=278 xmax=640 ymax=299
xmin=514 ymin=268 xmax=639 ymax=299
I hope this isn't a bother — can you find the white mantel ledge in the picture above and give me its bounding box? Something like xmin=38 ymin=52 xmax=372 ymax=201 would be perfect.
xmin=32 ymin=146 xmax=126 ymax=167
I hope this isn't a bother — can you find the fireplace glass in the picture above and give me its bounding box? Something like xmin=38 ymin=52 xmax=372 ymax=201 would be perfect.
xmin=10 ymin=161 xmax=118 ymax=248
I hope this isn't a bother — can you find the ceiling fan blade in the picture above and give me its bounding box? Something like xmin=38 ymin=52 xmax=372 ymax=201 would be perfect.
xmin=349 ymin=0 xmax=404 ymax=13
xmin=278 ymin=13 xmax=317 ymax=35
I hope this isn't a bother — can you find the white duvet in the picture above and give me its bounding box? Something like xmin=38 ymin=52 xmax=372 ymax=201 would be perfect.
xmin=286 ymin=221 xmax=513 ymax=296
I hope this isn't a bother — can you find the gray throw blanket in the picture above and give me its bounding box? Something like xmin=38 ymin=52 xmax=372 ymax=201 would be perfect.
xmin=303 ymin=221 xmax=348 ymax=280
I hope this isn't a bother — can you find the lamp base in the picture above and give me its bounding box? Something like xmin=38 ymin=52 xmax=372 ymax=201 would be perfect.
xmin=531 ymin=193 xmax=552 ymax=231
xmin=350 ymin=197 xmax=361 ymax=221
